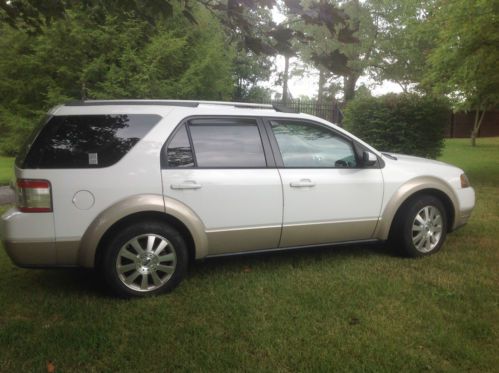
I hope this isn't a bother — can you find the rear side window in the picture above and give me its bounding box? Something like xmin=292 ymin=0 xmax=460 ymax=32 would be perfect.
xmin=165 ymin=118 xmax=267 ymax=168
xmin=166 ymin=124 xmax=194 ymax=168
xmin=19 ymin=114 xmax=161 ymax=169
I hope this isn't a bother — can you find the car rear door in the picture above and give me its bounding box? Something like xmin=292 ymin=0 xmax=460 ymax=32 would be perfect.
xmin=265 ymin=118 xmax=384 ymax=248
xmin=161 ymin=117 xmax=283 ymax=256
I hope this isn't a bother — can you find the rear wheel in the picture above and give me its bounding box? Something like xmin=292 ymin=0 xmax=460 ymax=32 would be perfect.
xmin=392 ymin=195 xmax=448 ymax=257
xmin=101 ymin=221 xmax=188 ymax=297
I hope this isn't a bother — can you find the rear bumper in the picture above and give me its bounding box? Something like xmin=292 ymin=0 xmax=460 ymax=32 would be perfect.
xmin=1 ymin=207 xmax=57 ymax=266
xmin=3 ymin=240 xmax=56 ymax=267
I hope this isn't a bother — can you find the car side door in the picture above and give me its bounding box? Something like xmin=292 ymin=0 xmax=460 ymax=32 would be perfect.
xmin=161 ymin=117 xmax=283 ymax=256
xmin=265 ymin=118 xmax=384 ymax=248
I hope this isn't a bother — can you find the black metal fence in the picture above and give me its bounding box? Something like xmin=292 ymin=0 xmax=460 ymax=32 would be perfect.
xmin=254 ymin=99 xmax=344 ymax=124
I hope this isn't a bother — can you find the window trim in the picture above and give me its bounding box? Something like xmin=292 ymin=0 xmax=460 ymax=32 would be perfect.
xmin=161 ymin=116 xmax=276 ymax=169
xmin=262 ymin=117 xmax=381 ymax=169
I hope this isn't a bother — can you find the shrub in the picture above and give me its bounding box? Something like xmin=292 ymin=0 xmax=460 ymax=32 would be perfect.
xmin=343 ymin=93 xmax=450 ymax=158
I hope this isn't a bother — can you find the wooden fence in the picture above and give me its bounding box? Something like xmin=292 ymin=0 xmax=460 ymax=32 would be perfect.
xmin=446 ymin=110 xmax=499 ymax=138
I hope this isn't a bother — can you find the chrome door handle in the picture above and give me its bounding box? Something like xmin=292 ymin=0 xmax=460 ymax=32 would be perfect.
xmin=170 ymin=180 xmax=202 ymax=190
xmin=290 ymin=179 xmax=316 ymax=188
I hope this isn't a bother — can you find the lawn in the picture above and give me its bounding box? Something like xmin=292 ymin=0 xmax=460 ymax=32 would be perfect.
xmin=0 ymin=138 xmax=498 ymax=372
xmin=0 ymin=156 xmax=14 ymax=185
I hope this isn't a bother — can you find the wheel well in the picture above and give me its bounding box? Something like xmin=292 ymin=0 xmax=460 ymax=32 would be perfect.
xmin=94 ymin=211 xmax=196 ymax=268
xmin=390 ymin=189 xmax=455 ymax=236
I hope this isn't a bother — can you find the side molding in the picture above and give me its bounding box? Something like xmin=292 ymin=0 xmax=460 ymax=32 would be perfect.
xmin=78 ymin=194 xmax=207 ymax=267
xmin=374 ymin=176 xmax=460 ymax=240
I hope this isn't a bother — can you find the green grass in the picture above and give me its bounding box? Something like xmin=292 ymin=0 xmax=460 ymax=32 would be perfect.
xmin=0 ymin=138 xmax=498 ymax=372
xmin=0 ymin=156 xmax=14 ymax=185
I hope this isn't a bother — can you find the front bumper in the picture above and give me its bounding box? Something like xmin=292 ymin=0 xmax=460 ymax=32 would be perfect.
xmin=1 ymin=208 xmax=57 ymax=266
xmin=452 ymin=186 xmax=475 ymax=231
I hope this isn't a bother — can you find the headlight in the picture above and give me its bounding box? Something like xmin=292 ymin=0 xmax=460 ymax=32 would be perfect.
xmin=460 ymin=174 xmax=471 ymax=188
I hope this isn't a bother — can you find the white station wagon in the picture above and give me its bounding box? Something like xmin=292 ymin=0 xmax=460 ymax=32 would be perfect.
xmin=0 ymin=100 xmax=475 ymax=297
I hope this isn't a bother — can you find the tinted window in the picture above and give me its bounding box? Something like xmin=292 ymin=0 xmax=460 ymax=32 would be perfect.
xmin=20 ymin=114 xmax=161 ymax=168
xmin=189 ymin=121 xmax=266 ymax=168
xmin=271 ymin=120 xmax=357 ymax=168
xmin=166 ymin=124 xmax=194 ymax=168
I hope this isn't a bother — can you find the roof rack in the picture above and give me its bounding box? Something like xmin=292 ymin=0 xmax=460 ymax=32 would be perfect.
xmin=64 ymin=100 xmax=300 ymax=113
xmin=65 ymin=100 xmax=199 ymax=107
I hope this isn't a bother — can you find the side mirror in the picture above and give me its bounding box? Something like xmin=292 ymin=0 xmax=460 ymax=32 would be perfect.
xmin=363 ymin=151 xmax=377 ymax=167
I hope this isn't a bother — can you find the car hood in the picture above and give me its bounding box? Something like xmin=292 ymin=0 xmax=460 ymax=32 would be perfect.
xmin=382 ymin=152 xmax=462 ymax=172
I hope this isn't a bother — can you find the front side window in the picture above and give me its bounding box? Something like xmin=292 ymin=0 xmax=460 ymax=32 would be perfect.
xmin=270 ymin=120 xmax=357 ymax=168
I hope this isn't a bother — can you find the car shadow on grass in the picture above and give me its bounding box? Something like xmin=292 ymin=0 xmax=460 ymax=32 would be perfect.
xmin=9 ymin=241 xmax=394 ymax=297
xmin=188 ymin=241 xmax=394 ymax=278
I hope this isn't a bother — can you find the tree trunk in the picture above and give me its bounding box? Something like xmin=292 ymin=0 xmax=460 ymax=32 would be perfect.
xmin=343 ymin=74 xmax=358 ymax=103
xmin=471 ymin=109 xmax=486 ymax=147
xmin=81 ymin=81 xmax=87 ymax=101
xmin=282 ymin=55 xmax=290 ymax=104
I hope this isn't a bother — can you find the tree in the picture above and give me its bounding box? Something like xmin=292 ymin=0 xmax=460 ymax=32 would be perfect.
xmin=423 ymin=0 xmax=499 ymax=146
xmin=287 ymin=0 xmax=378 ymax=103
xmin=0 ymin=0 xmax=197 ymax=32
xmin=0 ymin=4 xmax=235 ymax=155
xmin=357 ymin=0 xmax=436 ymax=92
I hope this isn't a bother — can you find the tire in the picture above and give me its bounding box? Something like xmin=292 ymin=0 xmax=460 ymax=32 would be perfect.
xmin=392 ymin=195 xmax=448 ymax=257
xmin=100 ymin=221 xmax=188 ymax=297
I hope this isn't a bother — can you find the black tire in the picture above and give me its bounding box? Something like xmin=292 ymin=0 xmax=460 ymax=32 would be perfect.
xmin=100 ymin=221 xmax=188 ymax=297
xmin=391 ymin=195 xmax=448 ymax=257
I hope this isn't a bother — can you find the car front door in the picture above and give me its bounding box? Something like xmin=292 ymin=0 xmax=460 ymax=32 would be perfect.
xmin=161 ymin=117 xmax=283 ymax=256
xmin=266 ymin=118 xmax=384 ymax=248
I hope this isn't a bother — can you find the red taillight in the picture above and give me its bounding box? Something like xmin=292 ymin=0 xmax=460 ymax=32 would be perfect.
xmin=16 ymin=179 xmax=52 ymax=213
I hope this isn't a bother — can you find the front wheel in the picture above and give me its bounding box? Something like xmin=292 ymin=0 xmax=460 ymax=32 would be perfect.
xmin=393 ymin=195 xmax=448 ymax=257
xmin=100 ymin=221 xmax=188 ymax=297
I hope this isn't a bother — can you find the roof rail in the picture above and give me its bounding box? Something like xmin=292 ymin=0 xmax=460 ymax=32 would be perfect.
xmin=272 ymin=103 xmax=299 ymax=113
xmin=64 ymin=100 xmax=301 ymax=113
xmin=65 ymin=100 xmax=199 ymax=107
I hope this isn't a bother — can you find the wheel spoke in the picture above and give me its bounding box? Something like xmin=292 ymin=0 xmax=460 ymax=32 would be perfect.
xmin=126 ymin=271 xmax=140 ymax=284
xmin=425 ymin=236 xmax=432 ymax=251
xmin=140 ymin=274 xmax=148 ymax=290
xmin=413 ymin=224 xmax=423 ymax=232
xmin=158 ymin=253 xmax=175 ymax=263
xmin=413 ymin=231 xmax=424 ymax=244
xmin=157 ymin=264 xmax=174 ymax=274
xmin=146 ymin=235 xmax=156 ymax=252
xmin=423 ymin=207 xmax=430 ymax=222
xmin=417 ymin=235 xmax=426 ymax=250
xmin=415 ymin=214 xmax=425 ymax=225
xmin=118 ymin=263 xmax=136 ymax=273
xmin=151 ymin=271 xmax=162 ymax=286
xmin=130 ymin=238 xmax=145 ymax=254
xmin=154 ymin=240 xmax=168 ymax=255
xmin=120 ymin=247 xmax=138 ymax=261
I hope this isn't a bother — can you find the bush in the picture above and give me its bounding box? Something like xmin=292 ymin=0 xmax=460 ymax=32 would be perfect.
xmin=343 ymin=93 xmax=450 ymax=158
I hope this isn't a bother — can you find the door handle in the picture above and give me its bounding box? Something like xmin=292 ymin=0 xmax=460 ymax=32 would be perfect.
xmin=170 ymin=180 xmax=202 ymax=190
xmin=290 ymin=179 xmax=316 ymax=188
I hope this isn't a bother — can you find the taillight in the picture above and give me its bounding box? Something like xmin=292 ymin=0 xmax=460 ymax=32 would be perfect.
xmin=16 ymin=179 xmax=53 ymax=213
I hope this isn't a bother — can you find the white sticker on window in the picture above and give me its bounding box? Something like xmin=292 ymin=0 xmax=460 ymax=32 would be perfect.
xmin=88 ymin=153 xmax=98 ymax=165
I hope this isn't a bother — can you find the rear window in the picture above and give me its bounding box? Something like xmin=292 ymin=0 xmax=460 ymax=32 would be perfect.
xmin=18 ymin=114 xmax=161 ymax=169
